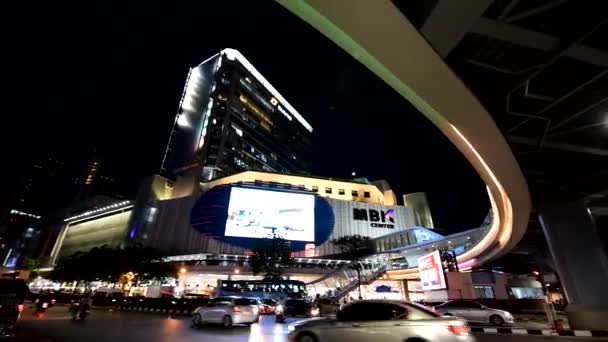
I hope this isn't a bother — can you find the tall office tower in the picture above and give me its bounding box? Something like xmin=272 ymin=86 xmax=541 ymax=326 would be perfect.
xmin=160 ymin=49 xmax=313 ymax=185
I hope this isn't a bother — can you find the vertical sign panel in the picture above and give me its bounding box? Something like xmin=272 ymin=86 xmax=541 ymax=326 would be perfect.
xmin=418 ymin=250 xmax=447 ymax=290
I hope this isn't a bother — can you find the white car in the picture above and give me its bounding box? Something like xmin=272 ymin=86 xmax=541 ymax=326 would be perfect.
xmin=287 ymin=300 xmax=474 ymax=342
xmin=192 ymin=296 xmax=259 ymax=328
xmin=434 ymin=300 xmax=514 ymax=326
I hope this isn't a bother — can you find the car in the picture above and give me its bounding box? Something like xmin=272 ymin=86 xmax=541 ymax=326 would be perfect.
xmin=192 ymin=296 xmax=259 ymax=328
xmin=287 ymin=300 xmax=474 ymax=342
xmin=279 ymin=299 xmax=319 ymax=318
xmin=434 ymin=300 xmax=514 ymax=326
xmin=318 ymin=297 xmax=339 ymax=316
xmin=260 ymin=298 xmax=278 ymax=314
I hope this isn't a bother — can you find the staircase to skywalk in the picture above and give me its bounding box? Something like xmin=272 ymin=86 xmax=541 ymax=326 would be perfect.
xmin=306 ymin=219 xmax=492 ymax=298
xmin=306 ymin=255 xmax=388 ymax=299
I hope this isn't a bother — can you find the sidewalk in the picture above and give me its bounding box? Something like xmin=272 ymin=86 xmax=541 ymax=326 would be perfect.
xmin=514 ymin=313 xmax=570 ymax=330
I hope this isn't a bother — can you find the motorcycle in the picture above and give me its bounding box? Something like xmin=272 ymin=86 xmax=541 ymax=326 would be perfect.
xmin=34 ymin=298 xmax=49 ymax=314
xmin=70 ymin=302 xmax=88 ymax=321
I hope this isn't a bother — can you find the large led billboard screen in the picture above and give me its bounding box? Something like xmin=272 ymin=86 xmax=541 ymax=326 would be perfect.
xmin=224 ymin=187 xmax=315 ymax=242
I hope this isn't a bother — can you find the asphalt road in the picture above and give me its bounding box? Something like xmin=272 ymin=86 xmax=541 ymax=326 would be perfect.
xmin=16 ymin=306 xmax=606 ymax=342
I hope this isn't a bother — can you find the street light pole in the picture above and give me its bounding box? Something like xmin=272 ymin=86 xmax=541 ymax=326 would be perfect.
xmin=356 ymin=263 xmax=362 ymax=300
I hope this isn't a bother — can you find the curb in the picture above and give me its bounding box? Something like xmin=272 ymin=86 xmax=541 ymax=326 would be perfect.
xmin=471 ymin=327 xmax=608 ymax=338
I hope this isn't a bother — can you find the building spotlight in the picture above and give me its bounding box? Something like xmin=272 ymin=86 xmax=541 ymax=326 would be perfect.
xmin=234 ymin=268 xmax=240 ymax=274
xmin=179 ymin=267 xmax=187 ymax=274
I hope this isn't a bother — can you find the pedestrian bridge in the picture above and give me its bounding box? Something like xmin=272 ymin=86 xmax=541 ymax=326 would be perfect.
xmin=306 ymin=215 xmax=492 ymax=298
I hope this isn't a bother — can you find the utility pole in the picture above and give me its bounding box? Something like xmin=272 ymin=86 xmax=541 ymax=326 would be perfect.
xmin=356 ymin=263 xmax=362 ymax=300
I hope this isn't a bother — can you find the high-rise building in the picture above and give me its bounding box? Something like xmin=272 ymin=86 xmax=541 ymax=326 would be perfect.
xmin=0 ymin=154 xmax=128 ymax=267
xmin=160 ymin=49 xmax=313 ymax=184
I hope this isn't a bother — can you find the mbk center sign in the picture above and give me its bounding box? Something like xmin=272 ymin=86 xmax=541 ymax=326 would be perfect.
xmin=352 ymin=208 xmax=395 ymax=228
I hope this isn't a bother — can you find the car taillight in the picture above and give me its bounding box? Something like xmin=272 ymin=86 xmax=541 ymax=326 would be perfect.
xmin=51 ymin=299 xmax=56 ymax=304
xmin=17 ymin=304 xmax=24 ymax=312
xmin=42 ymin=303 xmax=49 ymax=309
xmin=232 ymin=306 xmax=241 ymax=313
xmin=448 ymin=324 xmax=469 ymax=336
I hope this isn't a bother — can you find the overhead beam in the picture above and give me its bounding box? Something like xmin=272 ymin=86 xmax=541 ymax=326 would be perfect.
xmin=496 ymin=0 xmax=521 ymax=21
xmin=504 ymin=0 xmax=567 ymax=23
xmin=472 ymin=18 xmax=608 ymax=67
xmin=420 ymin=0 xmax=492 ymax=57
xmin=509 ymin=136 xmax=608 ymax=156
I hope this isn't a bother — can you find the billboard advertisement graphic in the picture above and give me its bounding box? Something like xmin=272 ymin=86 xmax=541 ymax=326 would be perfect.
xmin=417 ymin=250 xmax=447 ymax=291
xmin=225 ymin=187 xmax=315 ymax=242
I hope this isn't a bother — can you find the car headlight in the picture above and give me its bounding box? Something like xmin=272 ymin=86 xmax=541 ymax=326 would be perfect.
xmin=310 ymin=308 xmax=320 ymax=317
xmin=288 ymin=325 xmax=296 ymax=332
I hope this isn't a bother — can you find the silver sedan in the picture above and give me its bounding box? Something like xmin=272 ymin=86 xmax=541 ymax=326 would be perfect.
xmin=434 ymin=300 xmax=514 ymax=326
xmin=287 ymin=300 xmax=475 ymax=342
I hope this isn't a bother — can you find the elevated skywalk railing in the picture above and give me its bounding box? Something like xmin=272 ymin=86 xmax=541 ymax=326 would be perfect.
xmin=306 ymin=214 xmax=493 ymax=297
xmin=306 ymin=255 xmax=389 ymax=298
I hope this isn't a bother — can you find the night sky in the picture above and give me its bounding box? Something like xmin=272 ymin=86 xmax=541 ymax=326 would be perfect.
xmin=1 ymin=1 xmax=488 ymax=231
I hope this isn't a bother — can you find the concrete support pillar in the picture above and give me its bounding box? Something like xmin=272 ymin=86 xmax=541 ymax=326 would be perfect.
xmin=539 ymin=200 xmax=608 ymax=330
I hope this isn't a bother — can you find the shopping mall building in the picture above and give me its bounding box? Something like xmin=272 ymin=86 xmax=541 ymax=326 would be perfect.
xmin=47 ymin=170 xmax=456 ymax=298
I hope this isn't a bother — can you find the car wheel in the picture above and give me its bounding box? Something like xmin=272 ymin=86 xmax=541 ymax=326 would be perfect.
xmin=296 ymin=332 xmax=318 ymax=342
xmin=490 ymin=314 xmax=505 ymax=326
xmin=222 ymin=315 xmax=233 ymax=328
xmin=192 ymin=314 xmax=202 ymax=327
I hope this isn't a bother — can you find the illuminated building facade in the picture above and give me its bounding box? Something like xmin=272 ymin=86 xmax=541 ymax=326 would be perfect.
xmin=160 ymin=49 xmax=313 ymax=185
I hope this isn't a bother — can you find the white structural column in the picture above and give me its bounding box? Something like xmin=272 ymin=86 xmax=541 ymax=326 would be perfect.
xmin=420 ymin=0 xmax=493 ymax=57
xmin=277 ymin=0 xmax=531 ymax=268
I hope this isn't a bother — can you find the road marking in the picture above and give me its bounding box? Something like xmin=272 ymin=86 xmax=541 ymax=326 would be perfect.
xmin=512 ymin=329 xmax=527 ymax=334
xmin=574 ymin=330 xmax=592 ymax=337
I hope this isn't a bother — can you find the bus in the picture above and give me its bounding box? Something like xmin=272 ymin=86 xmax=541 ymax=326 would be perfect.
xmin=215 ymin=279 xmax=307 ymax=300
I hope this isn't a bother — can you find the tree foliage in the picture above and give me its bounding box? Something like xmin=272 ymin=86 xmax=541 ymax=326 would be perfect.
xmin=331 ymin=234 xmax=374 ymax=260
xmin=249 ymin=236 xmax=294 ymax=280
xmin=49 ymin=244 xmax=176 ymax=284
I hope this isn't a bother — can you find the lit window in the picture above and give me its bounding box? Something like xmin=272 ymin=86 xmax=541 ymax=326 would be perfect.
xmin=338 ymin=189 xmax=345 ymax=195
xmin=364 ymin=191 xmax=370 ymax=198
xmin=474 ymin=286 xmax=495 ymax=299
xmin=325 ymin=187 xmax=332 ymax=194
xmin=312 ymin=186 xmax=318 ymax=193
xmin=352 ymin=190 xmax=358 ymax=197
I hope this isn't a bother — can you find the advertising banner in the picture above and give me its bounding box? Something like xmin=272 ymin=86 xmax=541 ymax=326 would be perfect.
xmin=417 ymin=250 xmax=447 ymax=290
xmin=224 ymin=187 xmax=315 ymax=242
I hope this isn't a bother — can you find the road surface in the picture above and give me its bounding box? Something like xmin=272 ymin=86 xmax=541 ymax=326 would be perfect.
xmin=17 ymin=306 xmax=605 ymax=342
